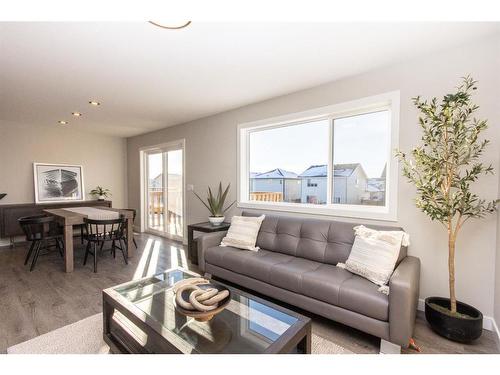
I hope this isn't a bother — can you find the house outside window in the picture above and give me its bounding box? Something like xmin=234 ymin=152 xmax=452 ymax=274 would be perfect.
xmin=238 ymin=91 xmax=399 ymax=221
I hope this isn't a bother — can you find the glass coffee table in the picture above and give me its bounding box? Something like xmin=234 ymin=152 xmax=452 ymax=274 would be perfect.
xmin=103 ymin=268 xmax=311 ymax=354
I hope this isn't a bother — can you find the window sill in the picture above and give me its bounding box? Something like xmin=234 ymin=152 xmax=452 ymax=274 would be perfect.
xmin=237 ymin=201 xmax=397 ymax=222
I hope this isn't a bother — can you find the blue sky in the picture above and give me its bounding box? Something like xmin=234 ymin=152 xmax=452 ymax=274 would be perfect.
xmin=249 ymin=111 xmax=389 ymax=178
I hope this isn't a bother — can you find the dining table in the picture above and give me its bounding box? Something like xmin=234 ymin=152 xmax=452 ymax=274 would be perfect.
xmin=43 ymin=206 xmax=134 ymax=273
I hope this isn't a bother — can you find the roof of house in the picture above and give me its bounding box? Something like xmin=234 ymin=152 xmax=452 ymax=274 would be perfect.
xmin=366 ymin=178 xmax=386 ymax=192
xmin=298 ymin=163 xmax=362 ymax=178
xmin=298 ymin=164 xmax=328 ymax=177
xmin=252 ymin=168 xmax=298 ymax=179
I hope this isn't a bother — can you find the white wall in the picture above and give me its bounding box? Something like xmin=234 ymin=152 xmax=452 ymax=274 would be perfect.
xmin=128 ymin=34 xmax=500 ymax=317
xmin=0 ymin=122 xmax=128 ymax=210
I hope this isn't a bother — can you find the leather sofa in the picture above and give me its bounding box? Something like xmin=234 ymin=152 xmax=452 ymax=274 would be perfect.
xmin=197 ymin=212 xmax=420 ymax=353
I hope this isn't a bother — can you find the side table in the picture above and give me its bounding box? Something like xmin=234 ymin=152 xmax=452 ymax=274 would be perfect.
xmin=187 ymin=221 xmax=230 ymax=265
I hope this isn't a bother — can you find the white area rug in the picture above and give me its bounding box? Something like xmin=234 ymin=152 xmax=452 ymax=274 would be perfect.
xmin=7 ymin=313 xmax=352 ymax=354
xmin=7 ymin=314 xmax=110 ymax=354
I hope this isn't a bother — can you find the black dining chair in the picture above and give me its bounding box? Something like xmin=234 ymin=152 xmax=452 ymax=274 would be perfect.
xmin=122 ymin=209 xmax=138 ymax=249
xmin=79 ymin=224 xmax=86 ymax=245
xmin=18 ymin=215 xmax=64 ymax=272
xmin=83 ymin=216 xmax=128 ymax=273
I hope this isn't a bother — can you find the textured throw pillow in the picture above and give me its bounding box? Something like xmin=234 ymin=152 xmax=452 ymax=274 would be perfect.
xmin=338 ymin=226 xmax=410 ymax=290
xmin=220 ymin=215 xmax=265 ymax=251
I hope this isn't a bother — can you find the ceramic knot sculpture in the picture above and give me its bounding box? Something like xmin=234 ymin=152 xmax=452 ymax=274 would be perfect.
xmin=173 ymin=278 xmax=230 ymax=314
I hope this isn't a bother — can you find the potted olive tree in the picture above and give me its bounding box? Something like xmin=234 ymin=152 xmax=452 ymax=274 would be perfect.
xmin=397 ymin=76 xmax=498 ymax=342
xmin=193 ymin=182 xmax=235 ymax=226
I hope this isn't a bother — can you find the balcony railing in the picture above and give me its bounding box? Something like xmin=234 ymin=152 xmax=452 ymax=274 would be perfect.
xmin=249 ymin=191 xmax=283 ymax=202
xmin=148 ymin=188 xmax=183 ymax=236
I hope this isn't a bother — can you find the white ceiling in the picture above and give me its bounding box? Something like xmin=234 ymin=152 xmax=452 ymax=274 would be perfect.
xmin=1 ymin=22 xmax=499 ymax=137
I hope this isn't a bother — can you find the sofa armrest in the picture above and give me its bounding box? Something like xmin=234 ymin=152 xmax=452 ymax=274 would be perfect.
xmin=196 ymin=231 xmax=227 ymax=272
xmin=388 ymin=255 xmax=421 ymax=347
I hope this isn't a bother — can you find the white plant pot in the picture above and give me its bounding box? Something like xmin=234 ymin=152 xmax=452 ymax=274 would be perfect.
xmin=98 ymin=195 xmax=105 ymax=201
xmin=208 ymin=216 xmax=225 ymax=226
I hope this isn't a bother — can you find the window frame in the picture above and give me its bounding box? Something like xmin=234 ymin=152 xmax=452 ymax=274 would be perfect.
xmin=237 ymin=91 xmax=400 ymax=222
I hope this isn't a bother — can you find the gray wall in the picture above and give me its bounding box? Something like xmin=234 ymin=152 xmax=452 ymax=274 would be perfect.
xmin=128 ymin=35 xmax=500 ymax=317
xmin=0 ymin=122 xmax=128 ymax=208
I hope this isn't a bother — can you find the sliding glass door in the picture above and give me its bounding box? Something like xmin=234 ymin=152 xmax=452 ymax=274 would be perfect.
xmin=144 ymin=143 xmax=184 ymax=241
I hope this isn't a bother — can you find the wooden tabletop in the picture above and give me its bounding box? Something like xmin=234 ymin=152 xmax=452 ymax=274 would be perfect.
xmin=43 ymin=208 xmax=86 ymax=225
xmin=43 ymin=206 xmax=135 ymax=273
xmin=44 ymin=207 xmax=133 ymax=224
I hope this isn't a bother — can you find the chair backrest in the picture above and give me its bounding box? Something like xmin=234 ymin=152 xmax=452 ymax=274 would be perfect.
xmin=18 ymin=214 xmax=56 ymax=241
xmin=84 ymin=216 xmax=126 ymax=240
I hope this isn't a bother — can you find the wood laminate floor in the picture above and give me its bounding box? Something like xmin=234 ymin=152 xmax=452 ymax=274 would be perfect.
xmin=0 ymin=233 xmax=498 ymax=354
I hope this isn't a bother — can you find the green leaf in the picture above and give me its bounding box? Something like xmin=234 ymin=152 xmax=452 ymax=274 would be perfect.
xmin=192 ymin=182 xmax=234 ymax=217
xmin=397 ymin=76 xmax=497 ymax=227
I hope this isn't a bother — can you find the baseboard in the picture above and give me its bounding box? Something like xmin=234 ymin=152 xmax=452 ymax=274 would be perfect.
xmin=417 ymin=298 xmax=426 ymax=312
xmin=417 ymin=298 xmax=499 ymax=338
xmin=491 ymin=317 xmax=500 ymax=348
xmin=133 ymin=227 xmax=187 ymax=245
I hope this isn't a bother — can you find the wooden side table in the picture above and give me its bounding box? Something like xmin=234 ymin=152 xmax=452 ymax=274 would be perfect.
xmin=187 ymin=221 xmax=230 ymax=265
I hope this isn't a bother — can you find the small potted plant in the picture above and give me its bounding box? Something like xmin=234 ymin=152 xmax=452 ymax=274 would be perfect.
xmin=397 ymin=76 xmax=498 ymax=342
xmin=90 ymin=186 xmax=111 ymax=201
xmin=193 ymin=182 xmax=235 ymax=226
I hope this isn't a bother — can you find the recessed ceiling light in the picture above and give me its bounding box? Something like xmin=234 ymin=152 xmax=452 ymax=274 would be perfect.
xmin=58 ymin=120 xmax=68 ymax=125
xmin=88 ymin=100 xmax=101 ymax=106
xmin=72 ymin=112 xmax=82 ymax=117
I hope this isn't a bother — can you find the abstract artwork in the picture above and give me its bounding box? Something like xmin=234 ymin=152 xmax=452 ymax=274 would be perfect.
xmin=34 ymin=163 xmax=84 ymax=203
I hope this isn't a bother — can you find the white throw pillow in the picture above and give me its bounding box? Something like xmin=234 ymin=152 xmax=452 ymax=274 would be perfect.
xmin=339 ymin=225 xmax=410 ymax=288
xmin=220 ymin=215 xmax=265 ymax=251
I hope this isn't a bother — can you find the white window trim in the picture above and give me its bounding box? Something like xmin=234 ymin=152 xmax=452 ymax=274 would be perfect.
xmin=237 ymin=91 xmax=400 ymax=222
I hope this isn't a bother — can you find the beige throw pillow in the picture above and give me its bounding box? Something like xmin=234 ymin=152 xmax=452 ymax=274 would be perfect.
xmin=220 ymin=215 xmax=265 ymax=251
xmin=338 ymin=225 xmax=410 ymax=288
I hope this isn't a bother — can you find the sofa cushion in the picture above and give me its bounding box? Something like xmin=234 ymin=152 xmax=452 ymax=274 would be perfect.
xmin=342 ymin=225 xmax=407 ymax=287
xmin=300 ymin=264 xmax=354 ymax=306
xmin=205 ymin=245 xmax=389 ymax=321
xmin=204 ymin=246 xmax=257 ymax=275
xmin=204 ymin=246 xmax=294 ymax=284
xmin=246 ymin=212 xmax=406 ymax=266
xmin=338 ymin=274 xmax=389 ymax=321
xmin=325 ymin=221 xmax=361 ymax=265
xmin=220 ymin=215 xmax=265 ymax=251
xmin=268 ymin=258 xmax=322 ymax=294
xmin=240 ymin=250 xmax=294 ymax=283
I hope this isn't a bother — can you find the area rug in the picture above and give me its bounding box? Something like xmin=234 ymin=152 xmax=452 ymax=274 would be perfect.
xmin=7 ymin=314 xmax=109 ymax=354
xmin=7 ymin=313 xmax=352 ymax=354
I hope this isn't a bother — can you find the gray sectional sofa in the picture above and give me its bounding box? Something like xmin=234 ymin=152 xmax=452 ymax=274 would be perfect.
xmin=197 ymin=212 xmax=420 ymax=353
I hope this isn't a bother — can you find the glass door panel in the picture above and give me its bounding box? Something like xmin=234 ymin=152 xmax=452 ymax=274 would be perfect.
xmin=147 ymin=152 xmax=164 ymax=232
xmin=167 ymin=149 xmax=183 ymax=238
xmin=145 ymin=146 xmax=184 ymax=240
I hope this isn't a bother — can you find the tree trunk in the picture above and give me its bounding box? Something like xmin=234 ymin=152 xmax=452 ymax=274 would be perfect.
xmin=448 ymin=228 xmax=457 ymax=313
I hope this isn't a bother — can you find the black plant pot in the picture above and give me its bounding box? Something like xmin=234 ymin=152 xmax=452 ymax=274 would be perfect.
xmin=425 ymin=297 xmax=483 ymax=343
